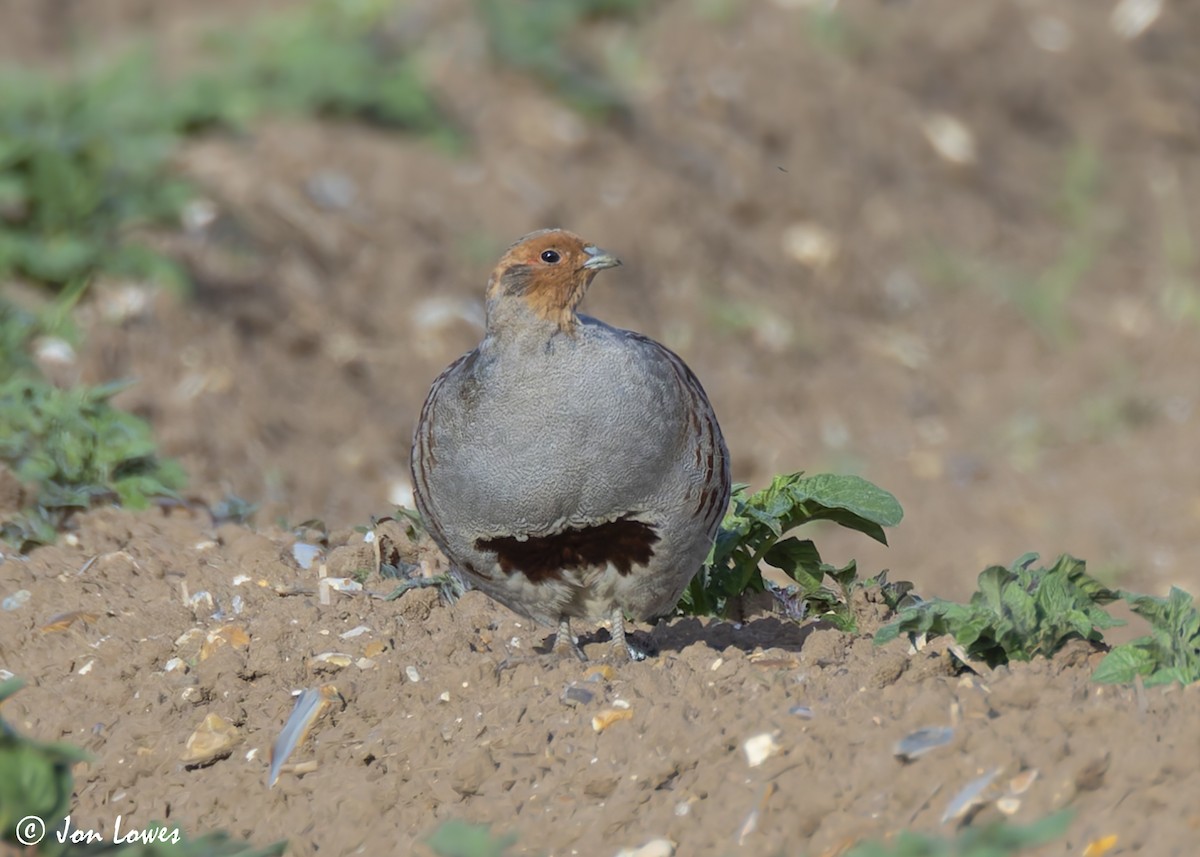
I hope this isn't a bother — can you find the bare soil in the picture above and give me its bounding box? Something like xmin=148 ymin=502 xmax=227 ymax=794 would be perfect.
xmin=3 ymin=1 xmax=1200 ymax=855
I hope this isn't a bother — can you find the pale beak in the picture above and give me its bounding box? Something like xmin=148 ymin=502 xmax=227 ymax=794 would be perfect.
xmin=582 ymin=245 xmax=622 ymax=271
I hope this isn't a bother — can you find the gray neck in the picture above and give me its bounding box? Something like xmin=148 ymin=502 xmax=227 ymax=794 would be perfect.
xmin=484 ymin=296 xmax=573 ymax=354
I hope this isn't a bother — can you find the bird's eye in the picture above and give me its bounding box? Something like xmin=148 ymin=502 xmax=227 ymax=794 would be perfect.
xmin=540 ymin=249 xmax=561 ymax=264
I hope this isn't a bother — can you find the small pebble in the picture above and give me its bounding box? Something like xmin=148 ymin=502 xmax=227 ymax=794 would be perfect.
xmin=186 ymin=591 xmax=214 ymax=617
xmin=1111 ymin=0 xmax=1161 ymax=39
xmin=1009 ymin=769 xmax=1039 ymax=795
xmin=584 ymin=664 xmax=615 ymax=682
xmin=782 ymin=221 xmax=839 ymax=271
xmin=292 ymin=543 xmax=322 ymax=570
xmin=788 ymin=705 xmax=814 ymax=719
xmin=743 ymin=732 xmax=781 ymax=768
xmin=405 ymin=665 xmax=421 ymax=682
xmin=182 ymin=713 xmax=239 ymax=765
xmin=894 ymin=726 xmax=954 ymax=761
xmin=312 ymin=652 xmax=353 ymax=670
xmin=614 ymin=837 xmax=675 ymax=857
xmin=1 ymin=590 xmax=31 ymax=611
xmin=592 ymin=709 xmax=633 ymax=732
xmin=305 ymin=171 xmax=357 ymax=210
xmin=921 ymin=112 xmax=977 ymax=165
xmin=181 ymin=198 xmax=218 ymax=235
xmin=942 ymin=768 xmax=1000 ymax=823
xmin=562 ymin=685 xmax=595 ymax=707
xmin=997 ymin=796 xmax=1021 ymax=816
xmin=33 ymin=336 xmax=76 ymax=366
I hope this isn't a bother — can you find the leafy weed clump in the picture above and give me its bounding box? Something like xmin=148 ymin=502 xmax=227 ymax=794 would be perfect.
xmin=876 ymin=551 xmax=1200 ymax=688
xmin=0 ymin=376 xmax=185 ymax=550
xmin=875 ymin=553 xmax=1121 ymax=668
xmin=680 ymin=472 xmax=904 ymax=630
xmin=1094 ymin=587 xmax=1200 ymax=686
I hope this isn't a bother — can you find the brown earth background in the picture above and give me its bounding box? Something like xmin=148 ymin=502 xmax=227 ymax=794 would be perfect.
xmin=2 ymin=1 xmax=1199 ymax=856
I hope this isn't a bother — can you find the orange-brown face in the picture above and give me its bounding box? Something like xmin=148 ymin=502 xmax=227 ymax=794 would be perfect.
xmin=486 ymin=229 xmax=621 ymax=331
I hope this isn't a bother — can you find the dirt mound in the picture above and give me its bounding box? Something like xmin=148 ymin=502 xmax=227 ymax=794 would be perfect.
xmin=2 ymin=507 xmax=1196 ymax=855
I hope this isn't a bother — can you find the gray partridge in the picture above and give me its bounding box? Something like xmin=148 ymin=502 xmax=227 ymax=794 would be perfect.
xmin=411 ymin=229 xmax=730 ymax=661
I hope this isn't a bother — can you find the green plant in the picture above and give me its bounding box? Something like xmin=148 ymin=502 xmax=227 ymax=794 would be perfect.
xmin=0 ymin=54 xmax=191 ymax=292
xmin=426 ymin=820 xmax=517 ymax=857
xmin=177 ymin=0 xmax=458 ymax=146
xmin=0 ymin=377 xmax=186 ymax=550
xmin=0 ymin=297 xmax=39 ymax=379
xmin=875 ymin=554 xmax=1121 ymax=667
xmin=679 ymin=472 xmax=904 ymax=629
xmin=475 ymin=0 xmax=640 ymax=117
xmin=838 ymin=812 xmax=1071 ymax=857
xmin=1094 ymin=587 xmax=1200 ymax=686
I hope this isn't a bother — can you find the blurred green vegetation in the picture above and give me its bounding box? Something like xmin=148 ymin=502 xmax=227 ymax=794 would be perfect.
xmin=839 ymin=812 xmax=1071 ymax=857
xmin=0 ymin=0 xmax=457 ymax=297
xmin=919 ymin=143 xmax=1108 ymax=344
xmin=426 ymin=820 xmax=517 ymax=857
xmin=475 ymin=0 xmax=640 ymax=117
xmin=0 ymin=56 xmax=193 ymax=292
xmin=175 ymin=0 xmax=457 ymax=140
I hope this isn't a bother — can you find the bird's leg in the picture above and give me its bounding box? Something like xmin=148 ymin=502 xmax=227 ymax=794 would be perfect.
xmin=553 ymin=616 xmax=588 ymax=662
xmin=609 ymin=607 xmax=648 ymax=662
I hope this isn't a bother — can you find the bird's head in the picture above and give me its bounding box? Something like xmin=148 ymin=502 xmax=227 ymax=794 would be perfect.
xmin=485 ymin=228 xmax=621 ymax=334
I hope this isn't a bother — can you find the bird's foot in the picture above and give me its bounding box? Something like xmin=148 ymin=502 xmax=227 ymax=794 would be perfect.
xmin=604 ymin=608 xmax=650 ymax=664
xmin=552 ymin=617 xmax=588 ymax=662
xmin=496 ymin=617 xmax=586 ymax=674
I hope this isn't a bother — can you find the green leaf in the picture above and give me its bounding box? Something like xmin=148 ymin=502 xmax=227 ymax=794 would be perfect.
xmin=1092 ymin=645 xmax=1155 ymax=685
xmin=426 ymin=820 xmax=517 ymax=857
xmin=976 ymin=565 xmax=1010 ymax=615
xmin=790 ymin=473 xmax=904 ymax=527
xmin=763 ymin=537 xmax=823 ymax=590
